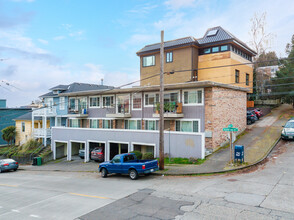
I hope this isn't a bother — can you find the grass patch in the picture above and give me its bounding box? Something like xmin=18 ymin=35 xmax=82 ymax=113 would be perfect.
xmin=158 ymin=157 xmax=206 ymax=165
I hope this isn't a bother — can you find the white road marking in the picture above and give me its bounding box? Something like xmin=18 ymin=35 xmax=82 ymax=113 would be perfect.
xmin=11 ymin=209 xmax=20 ymax=213
xmin=30 ymin=214 xmax=40 ymax=218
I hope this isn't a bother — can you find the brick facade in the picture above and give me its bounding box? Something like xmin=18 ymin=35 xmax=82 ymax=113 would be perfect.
xmin=205 ymin=87 xmax=247 ymax=150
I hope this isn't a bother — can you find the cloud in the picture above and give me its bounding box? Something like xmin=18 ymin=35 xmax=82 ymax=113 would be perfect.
xmin=127 ymin=3 xmax=158 ymax=14
xmin=53 ymin=36 xmax=66 ymax=41
xmin=0 ymin=11 xmax=34 ymax=29
xmin=164 ymin=0 xmax=196 ymax=10
xmin=121 ymin=34 xmax=158 ymax=50
xmin=38 ymin=39 xmax=48 ymax=45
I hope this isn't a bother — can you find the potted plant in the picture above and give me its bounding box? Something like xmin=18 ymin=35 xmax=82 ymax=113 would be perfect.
xmin=155 ymin=103 xmax=160 ymax=114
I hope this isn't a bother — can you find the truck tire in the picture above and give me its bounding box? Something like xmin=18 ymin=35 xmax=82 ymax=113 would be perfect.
xmin=129 ymin=169 xmax=138 ymax=180
xmin=101 ymin=168 xmax=108 ymax=178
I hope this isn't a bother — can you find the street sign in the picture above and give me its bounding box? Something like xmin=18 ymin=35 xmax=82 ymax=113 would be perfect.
xmin=222 ymin=124 xmax=239 ymax=164
xmin=223 ymin=127 xmax=238 ymax=132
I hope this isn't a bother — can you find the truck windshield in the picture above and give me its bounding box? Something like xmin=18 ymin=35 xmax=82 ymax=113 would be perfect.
xmin=124 ymin=155 xmax=135 ymax=162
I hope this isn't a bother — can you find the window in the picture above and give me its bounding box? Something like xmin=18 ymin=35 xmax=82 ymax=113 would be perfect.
xmin=56 ymin=117 xmax=62 ymax=127
xmin=90 ymin=97 xmax=100 ymax=108
xmin=102 ymin=119 xmax=113 ymax=129
xmin=235 ymin=70 xmax=240 ymax=83
xmin=183 ymin=90 xmax=203 ymax=105
xmin=21 ymin=122 xmax=25 ymax=132
xmin=166 ymin=52 xmax=173 ymax=63
xmin=117 ymin=94 xmax=130 ymax=113
xmin=132 ymin=93 xmax=142 ymax=110
xmin=90 ymin=119 xmax=100 ymax=128
xmin=79 ymin=97 xmax=87 ymax=109
xmin=59 ymin=97 xmax=65 ymax=110
xmin=246 ymin=73 xmax=249 ymax=86
xmin=103 ymin=96 xmax=114 ymax=107
xmin=125 ymin=120 xmax=141 ymax=130
xmin=69 ymin=119 xmax=80 ymax=128
xmin=69 ymin=98 xmax=76 ymax=110
xmin=207 ymin=29 xmax=218 ymax=36
xmin=142 ymin=55 xmax=155 ymax=67
xmin=220 ymin=45 xmax=228 ymax=51
xmin=145 ymin=93 xmax=159 ymax=106
xmin=176 ymin=120 xmax=199 ymax=133
xmin=112 ymin=155 xmax=121 ymax=163
xmin=203 ymin=48 xmax=211 ymax=54
xmin=145 ymin=120 xmax=159 ymax=130
xmin=212 ymin=46 xmax=219 ymax=53
xmin=164 ymin=92 xmax=178 ymax=103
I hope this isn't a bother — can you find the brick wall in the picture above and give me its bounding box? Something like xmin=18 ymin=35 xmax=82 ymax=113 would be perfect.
xmin=205 ymin=87 xmax=247 ymax=150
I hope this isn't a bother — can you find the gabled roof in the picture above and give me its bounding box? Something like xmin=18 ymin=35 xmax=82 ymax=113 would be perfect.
xmin=40 ymin=82 xmax=115 ymax=98
xmin=14 ymin=112 xmax=41 ymax=121
xmin=136 ymin=36 xmax=196 ymax=55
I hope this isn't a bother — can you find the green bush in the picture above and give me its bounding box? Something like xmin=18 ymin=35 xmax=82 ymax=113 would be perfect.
xmin=18 ymin=139 xmax=42 ymax=154
xmin=142 ymin=152 xmax=154 ymax=160
xmin=130 ymin=151 xmax=142 ymax=159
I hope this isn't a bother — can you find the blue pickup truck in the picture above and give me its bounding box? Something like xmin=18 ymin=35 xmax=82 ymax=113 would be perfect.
xmin=98 ymin=153 xmax=158 ymax=180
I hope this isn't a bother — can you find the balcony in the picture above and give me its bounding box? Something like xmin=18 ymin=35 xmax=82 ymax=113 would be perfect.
xmin=67 ymin=107 xmax=88 ymax=118
xmin=33 ymin=107 xmax=56 ymax=117
xmin=33 ymin=128 xmax=52 ymax=138
xmin=106 ymin=104 xmax=131 ymax=118
xmin=152 ymin=102 xmax=184 ymax=118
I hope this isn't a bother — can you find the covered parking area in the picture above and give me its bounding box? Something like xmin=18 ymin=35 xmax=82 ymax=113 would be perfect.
xmin=88 ymin=141 xmax=106 ymax=161
xmin=131 ymin=142 xmax=156 ymax=158
xmin=108 ymin=141 xmax=129 ymax=160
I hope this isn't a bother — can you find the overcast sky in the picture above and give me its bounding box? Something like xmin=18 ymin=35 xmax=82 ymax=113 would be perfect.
xmin=1 ymin=0 xmax=294 ymax=107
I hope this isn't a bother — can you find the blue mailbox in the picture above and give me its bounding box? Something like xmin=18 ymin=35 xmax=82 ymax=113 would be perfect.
xmin=234 ymin=145 xmax=244 ymax=163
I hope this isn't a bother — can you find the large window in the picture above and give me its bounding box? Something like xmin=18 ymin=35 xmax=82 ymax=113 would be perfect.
xmin=183 ymin=90 xmax=203 ymax=105
xmin=220 ymin=45 xmax=228 ymax=51
xmin=142 ymin=55 xmax=155 ymax=67
xmin=117 ymin=94 xmax=130 ymax=113
xmin=69 ymin=97 xmax=87 ymax=111
xmin=90 ymin=119 xmax=100 ymax=128
xmin=125 ymin=120 xmax=141 ymax=130
xmin=69 ymin=98 xmax=76 ymax=110
xmin=246 ymin=73 xmax=249 ymax=86
xmin=102 ymin=119 xmax=113 ymax=129
xmin=176 ymin=120 xmax=199 ymax=133
xmin=132 ymin=93 xmax=142 ymax=110
xmin=166 ymin=52 xmax=173 ymax=63
xmin=203 ymin=48 xmax=211 ymax=54
xmin=90 ymin=96 xmax=100 ymax=108
xmin=102 ymin=96 xmax=114 ymax=107
xmin=145 ymin=93 xmax=159 ymax=106
xmin=235 ymin=70 xmax=240 ymax=83
xmin=145 ymin=120 xmax=159 ymax=130
xmin=69 ymin=119 xmax=80 ymax=128
xmin=164 ymin=92 xmax=179 ymax=103
xmin=59 ymin=97 xmax=65 ymax=110
xmin=212 ymin=46 xmax=219 ymax=53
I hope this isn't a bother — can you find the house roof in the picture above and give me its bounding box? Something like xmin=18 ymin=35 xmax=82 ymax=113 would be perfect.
xmin=136 ymin=26 xmax=256 ymax=56
xmin=40 ymin=82 xmax=115 ymax=98
xmin=136 ymin=36 xmax=196 ymax=55
xmin=14 ymin=112 xmax=41 ymax=121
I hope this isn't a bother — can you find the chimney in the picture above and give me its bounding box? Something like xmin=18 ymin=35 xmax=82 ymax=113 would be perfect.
xmin=101 ymin=78 xmax=104 ymax=85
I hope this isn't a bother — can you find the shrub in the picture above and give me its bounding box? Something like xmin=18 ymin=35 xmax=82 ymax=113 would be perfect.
xmin=142 ymin=152 xmax=154 ymax=160
xmin=130 ymin=151 xmax=142 ymax=159
xmin=18 ymin=139 xmax=42 ymax=153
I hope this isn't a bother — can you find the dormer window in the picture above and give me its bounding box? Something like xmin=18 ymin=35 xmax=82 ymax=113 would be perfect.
xmin=53 ymin=90 xmax=59 ymax=94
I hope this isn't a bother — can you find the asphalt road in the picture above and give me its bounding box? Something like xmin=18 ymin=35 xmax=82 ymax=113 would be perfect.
xmin=1 ymin=140 xmax=294 ymax=220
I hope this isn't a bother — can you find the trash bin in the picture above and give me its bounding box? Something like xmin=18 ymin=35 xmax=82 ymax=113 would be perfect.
xmin=32 ymin=157 xmax=37 ymax=166
xmin=234 ymin=145 xmax=244 ymax=163
xmin=36 ymin=157 xmax=42 ymax=166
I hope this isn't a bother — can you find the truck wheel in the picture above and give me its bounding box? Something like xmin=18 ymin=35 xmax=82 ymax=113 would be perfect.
xmin=129 ymin=169 xmax=138 ymax=180
xmin=101 ymin=168 xmax=108 ymax=178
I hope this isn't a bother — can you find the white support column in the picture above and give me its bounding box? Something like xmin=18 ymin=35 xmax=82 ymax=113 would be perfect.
xmin=44 ymin=113 xmax=47 ymax=147
xmin=201 ymin=133 xmax=205 ymax=159
xmin=106 ymin=142 xmax=110 ymax=161
xmin=32 ymin=111 xmax=34 ymax=139
xmin=85 ymin=142 xmax=89 ymax=163
xmin=55 ymin=117 xmax=57 ymax=127
xmin=53 ymin=141 xmax=56 ymax=160
xmin=67 ymin=142 xmax=72 ymax=161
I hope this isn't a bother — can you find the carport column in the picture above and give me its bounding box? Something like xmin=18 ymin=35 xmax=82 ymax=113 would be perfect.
xmin=106 ymin=142 xmax=110 ymax=161
xmin=118 ymin=143 xmax=121 ymax=154
xmin=67 ymin=142 xmax=72 ymax=161
xmin=53 ymin=141 xmax=56 ymax=160
xmin=44 ymin=114 xmax=47 ymax=147
xmin=201 ymin=133 xmax=205 ymax=159
xmin=85 ymin=142 xmax=89 ymax=162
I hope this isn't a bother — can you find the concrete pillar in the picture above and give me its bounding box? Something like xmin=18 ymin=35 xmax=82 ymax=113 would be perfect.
xmin=106 ymin=142 xmax=110 ymax=161
xmin=118 ymin=143 xmax=121 ymax=154
xmin=53 ymin=141 xmax=56 ymax=160
xmin=67 ymin=142 xmax=72 ymax=161
xmin=85 ymin=142 xmax=89 ymax=162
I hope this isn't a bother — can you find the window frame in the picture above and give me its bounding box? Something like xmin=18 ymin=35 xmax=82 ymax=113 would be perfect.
xmin=102 ymin=95 xmax=114 ymax=108
xmin=182 ymin=88 xmax=204 ymax=106
xmin=246 ymin=73 xmax=249 ymax=86
xmin=21 ymin=122 xmax=25 ymax=132
xmin=89 ymin=96 xmax=101 ymax=108
xmin=175 ymin=119 xmax=200 ymax=133
xmin=132 ymin=93 xmax=142 ymax=111
xmin=144 ymin=119 xmax=159 ymax=131
xmin=90 ymin=119 xmax=100 ymax=128
xmin=116 ymin=94 xmax=130 ymax=114
xmin=142 ymin=55 xmax=155 ymax=67
xmin=212 ymin=46 xmax=219 ymax=53
xmin=59 ymin=97 xmax=65 ymax=110
xmin=124 ymin=119 xmax=142 ymax=130
xmin=166 ymin=51 xmax=173 ymax=63
xmin=144 ymin=93 xmax=159 ymax=107
xmin=235 ymin=69 xmax=240 ymax=83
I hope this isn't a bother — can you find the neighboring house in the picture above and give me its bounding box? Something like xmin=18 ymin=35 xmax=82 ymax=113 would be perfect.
xmin=51 ymin=81 xmax=248 ymax=162
xmin=14 ymin=112 xmax=43 ymax=146
xmin=137 ymin=26 xmax=256 ymax=93
xmin=0 ymin=100 xmax=31 ymax=145
xmin=32 ymin=82 xmax=114 ymax=146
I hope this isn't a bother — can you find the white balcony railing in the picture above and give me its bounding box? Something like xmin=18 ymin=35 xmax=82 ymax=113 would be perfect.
xmin=33 ymin=128 xmax=52 ymax=138
xmin=33 ymin=107 xmax=57 ymax=117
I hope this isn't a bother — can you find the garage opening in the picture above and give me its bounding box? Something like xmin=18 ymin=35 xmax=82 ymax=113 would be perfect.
xmin=89 ymin=142 xmax=105 ymax=162
xmin=109 ymin=142 xmax=128 ymax=160
xmin=55 ymin=142 xmax=67 ymax=159
xmin=71 ymin=142 xmax=85 ymax=160
xmin=134 ymin=144 xmax=155 ymax=157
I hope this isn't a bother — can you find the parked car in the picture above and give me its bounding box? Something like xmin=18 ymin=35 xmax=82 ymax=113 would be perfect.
xmin=281 ymin=119 xmax=294 ymax=140
xmin=250 ymin=110 xmax=259 ymax=121
xmin=98 ymin=153 xmax=159 ymax=180
xmin=247 ymin=111 xmax=256 ymax=125
xmin=0 ymin=159 xmax=19 ymax=173
xmin=90 ymin=147 xmax=104 ymax=162
xmin=253 ymin=108 xmax=262 ymax=119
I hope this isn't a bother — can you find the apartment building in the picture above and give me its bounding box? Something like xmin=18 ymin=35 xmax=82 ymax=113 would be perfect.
xmin=137 ymin=26 xmax=256 ymax=93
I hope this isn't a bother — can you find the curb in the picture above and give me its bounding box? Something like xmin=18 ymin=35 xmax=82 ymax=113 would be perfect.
xmin=154 ymin=137 xmax=281 ymax=176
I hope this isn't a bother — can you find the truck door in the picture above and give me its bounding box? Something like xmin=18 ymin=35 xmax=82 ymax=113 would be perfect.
xmin=107 ymin=155 xmax=122 ymax=173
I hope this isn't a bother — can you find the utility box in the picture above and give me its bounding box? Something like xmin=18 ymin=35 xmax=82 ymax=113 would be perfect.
xmin=36 ymin=157 xmax=42 ymax=166
xmin=234 ymin=145 xmax=244 ymax=163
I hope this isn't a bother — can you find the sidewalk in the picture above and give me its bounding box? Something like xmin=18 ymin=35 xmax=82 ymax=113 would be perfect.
xmin=20 ymin=104 xmax=292 ymax=175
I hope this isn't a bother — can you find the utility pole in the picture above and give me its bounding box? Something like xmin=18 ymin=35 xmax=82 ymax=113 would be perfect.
xmin=159 ymin=30 xmax=164 ymax=170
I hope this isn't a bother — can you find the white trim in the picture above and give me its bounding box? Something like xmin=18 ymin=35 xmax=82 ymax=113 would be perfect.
xmin=144 ymin=92 xmax=159 ymax=107
xmin=89 ymin=96 xmax=101 ymax=108
xmin=175 ymin=119 xmax=201 ymax=133
xmin=182 ymin=88 xmax=204 ymax=106
xmin=201 ymin=133 xmax=205 ymax=159
xmin=102 ymin=95 xmax=115 ymax=108
xmin=69 ymin=140 xmax=86 ymax=162
xmin=131 ymin=92 xmax=142 ymax=111
xmin=131 ymin=142 xmax=156 ymax=158
xmin=70 ymin=140 xmax=86 ymax=144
